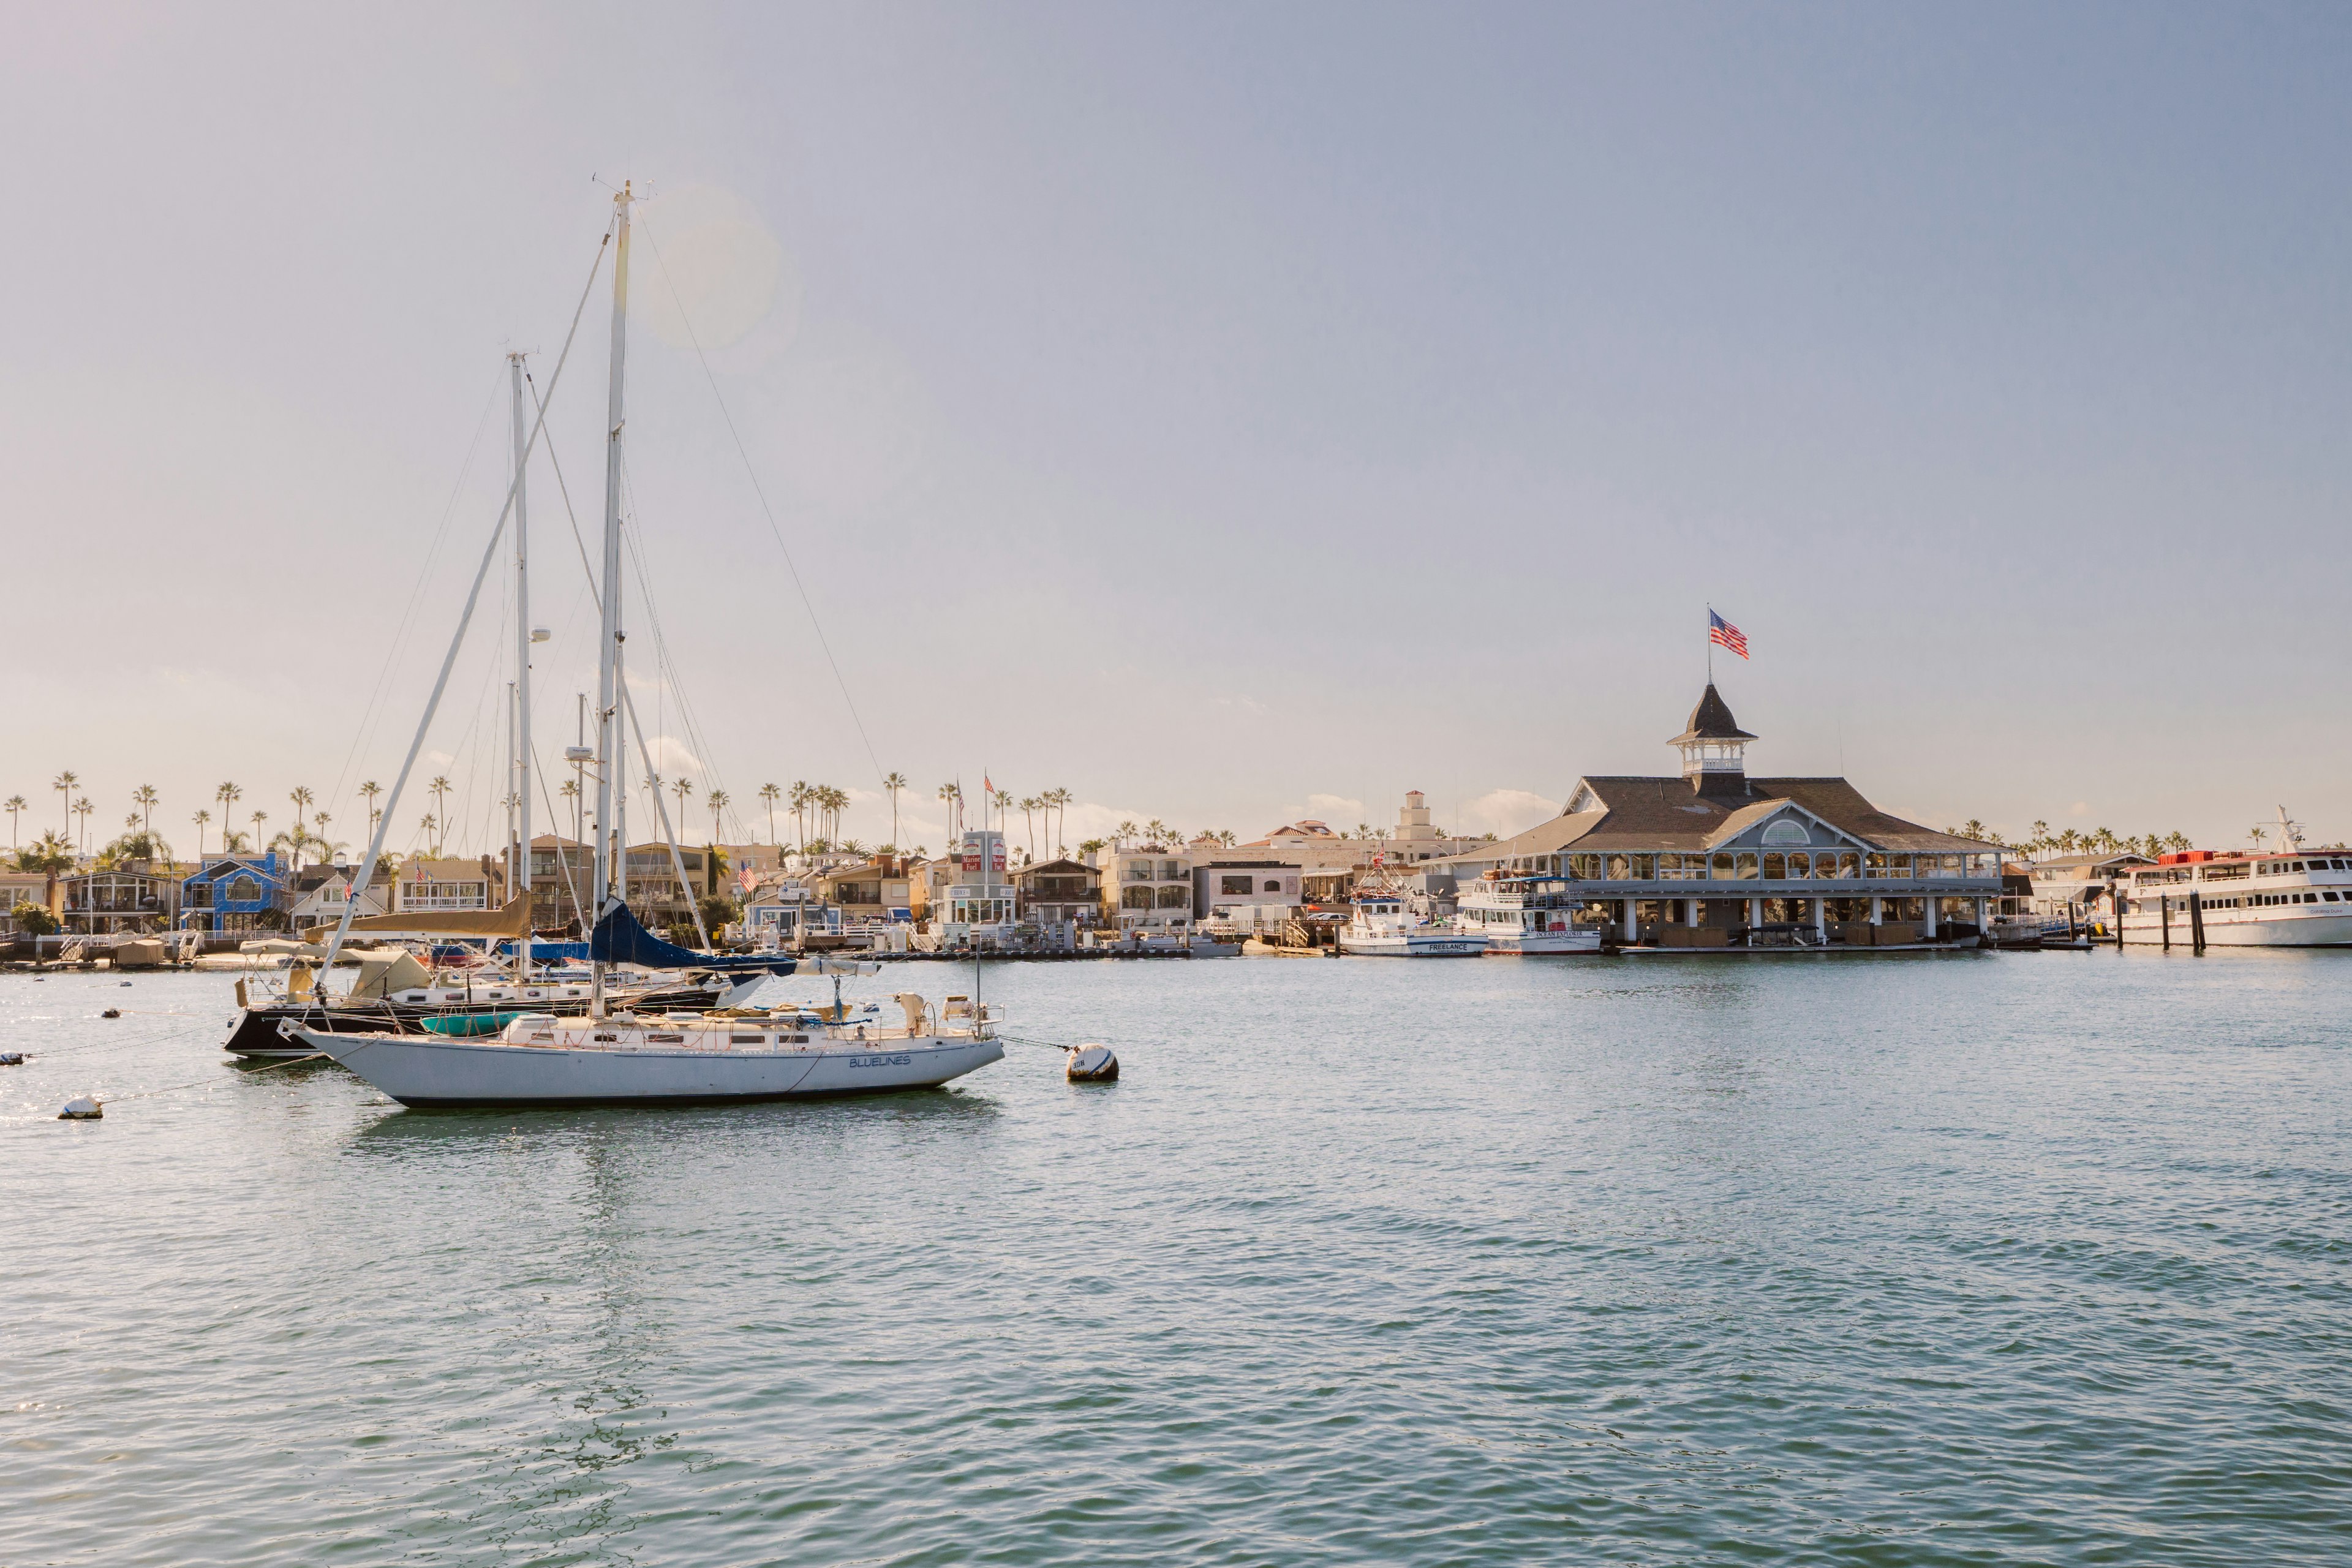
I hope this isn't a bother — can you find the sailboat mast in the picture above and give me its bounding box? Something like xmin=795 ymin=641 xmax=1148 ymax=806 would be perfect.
xmin=509 ymin=354 xmax=534 ymax=888
xmin=590 ymin=182 xmax=633 ymax=1014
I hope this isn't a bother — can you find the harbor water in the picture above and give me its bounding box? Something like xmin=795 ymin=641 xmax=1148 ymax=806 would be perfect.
xmin=5 ymin=951 xmax=2350 ymax=1565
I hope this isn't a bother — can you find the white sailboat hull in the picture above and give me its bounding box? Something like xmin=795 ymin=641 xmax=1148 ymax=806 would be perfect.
xmin=2120 ymin=911 xmax=2352 ymax=948
xmin=297 ymin=1028 xmax=1004 ymax=1107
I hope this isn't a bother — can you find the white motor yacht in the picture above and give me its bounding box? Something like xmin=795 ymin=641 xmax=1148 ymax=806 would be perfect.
xmin=1457 ymin=871 xmax=1604 ymax=954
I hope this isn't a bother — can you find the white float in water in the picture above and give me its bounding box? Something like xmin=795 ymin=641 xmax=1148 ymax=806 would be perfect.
xmin=58 ymin=1096 xmax=103 ymax=1120
xmin=1066 ymin=1044 xmax=1119 ymax=1082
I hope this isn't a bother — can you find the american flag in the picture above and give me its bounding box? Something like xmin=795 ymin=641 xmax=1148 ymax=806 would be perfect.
xmin=1708 ymin=609 xmax=1749 ymax=660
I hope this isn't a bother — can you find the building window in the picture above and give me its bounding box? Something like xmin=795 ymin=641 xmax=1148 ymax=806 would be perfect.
xmin=226 ymin=876 xmax=262 ymax=903
xmin=1155 ymin=885 xmax=1188 ymax=909
xmin=1263 ymin=880 xmax=1281 ymax=894
xmin=1763 ymin=853 xmax=1785 ymax=880
xmin=1221 ymin=875 xmax=1253 ymax=896
xmin=1605 ymin=854 xmax=1630 ymax=881
xmin=1125 ymin=862 xmax=1153 ymax=882
xmin=1788 ymin=851 xmax=1809 ymax=877
xmin=1735 ymin=853 xmax=1758 ymax=879
xmin=1711 ymin=853 xmax=1735 ymax=879
xmin=1762 ymin=820 xmax=1809 ymax=846
xmin=1121 ymin=886 xmax=1153 ymax=910
xmin=1159 ymin=861 xmax=1185 ymax=881
xmin=1630 ymin=855 xmax=1654 ymax=879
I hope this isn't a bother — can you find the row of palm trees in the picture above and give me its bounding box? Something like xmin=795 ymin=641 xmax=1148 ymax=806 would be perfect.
xmin=1983 ymin=820 xmax=2193 ymax=861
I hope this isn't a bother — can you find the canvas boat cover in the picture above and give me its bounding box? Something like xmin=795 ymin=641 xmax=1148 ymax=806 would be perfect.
xmin=590 ymin=902 xmax=796 ymax=974
xmin=347 ymin=949 xmax=433 ymax=1000
xmin=305 ymin=895 xmax=533 ymax=943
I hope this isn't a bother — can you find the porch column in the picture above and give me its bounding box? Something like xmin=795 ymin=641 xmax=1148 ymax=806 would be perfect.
xmin=1621 ymin=899 xmax=1638 ymax=941
xmin=1869 ymin=895 xmax=1883 ymax=925
xmin=1747 ymin=895 xmax=1763 ymax=929
xmin=1973 ymin=896 xmax=1988 ymax=932
xmin=1685 ymin=897 xmax=1700 ymax=927
xmin=1812 ymin=897 xmax=1826 ymax=941
xmin=1923 ymin=895 xmax=1939 ymax=938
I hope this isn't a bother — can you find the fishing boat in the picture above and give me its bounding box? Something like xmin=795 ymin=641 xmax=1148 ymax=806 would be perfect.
xmin=1455 ymin=870 xmax=1604 ymax=954
xmin=302 ymin=184 xmax=998 ymax=1106
xmin=1336 ymin=885 xmax=1485 ymax=957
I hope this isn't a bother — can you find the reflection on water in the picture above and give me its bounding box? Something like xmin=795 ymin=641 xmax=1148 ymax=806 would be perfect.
xmin=7 ymin=955 xmax=2352 ymax=1566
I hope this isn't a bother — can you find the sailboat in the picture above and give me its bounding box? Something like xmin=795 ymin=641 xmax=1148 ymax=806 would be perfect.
xmin=297 ymin=184 xmax=1003 ymax=1106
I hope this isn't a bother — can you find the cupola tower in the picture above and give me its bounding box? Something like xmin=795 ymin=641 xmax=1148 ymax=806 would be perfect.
xmin=1669 ymin=684 xmax=1755 ymax=797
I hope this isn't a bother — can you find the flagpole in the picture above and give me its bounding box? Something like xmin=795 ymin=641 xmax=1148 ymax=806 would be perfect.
xmin=1706 ymin=605 xmax=1713 ymax=684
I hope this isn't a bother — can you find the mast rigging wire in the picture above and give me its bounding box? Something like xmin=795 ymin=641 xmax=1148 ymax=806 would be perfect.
xmin=636 ymin=210 xmax=889 ymax=792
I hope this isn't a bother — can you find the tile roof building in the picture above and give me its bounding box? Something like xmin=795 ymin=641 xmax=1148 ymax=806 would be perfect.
xmin=1431 ymin=683 xmax=2005 ymax=944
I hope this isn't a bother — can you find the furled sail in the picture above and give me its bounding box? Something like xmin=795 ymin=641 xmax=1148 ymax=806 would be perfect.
xmin=304 ymin=895 xmax=534 ymax=943
xmin=589 ymin=901 xmax=796 ymax=973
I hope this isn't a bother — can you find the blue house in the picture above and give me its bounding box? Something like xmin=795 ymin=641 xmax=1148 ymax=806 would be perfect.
xmin=179 ymin=852 xmax=287 ymax=933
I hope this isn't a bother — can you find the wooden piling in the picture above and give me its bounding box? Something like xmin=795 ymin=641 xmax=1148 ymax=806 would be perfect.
xmin=2161 ymin=894 xmax=2171 ymax=950
xmin=2189 ymin=889 xmax=2205 ymax=953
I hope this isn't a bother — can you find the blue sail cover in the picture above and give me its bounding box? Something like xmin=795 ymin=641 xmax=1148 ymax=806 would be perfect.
xmin=590 ymin=902 xmax=797 ymax=973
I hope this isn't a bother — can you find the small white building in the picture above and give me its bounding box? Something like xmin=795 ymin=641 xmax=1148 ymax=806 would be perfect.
xmin=940 ymin=829 xmax=1017 ymax=944
xmin=1194 ymin=860 xmax=1301 ymax=935
xmin=394 ymin=857 xmax=499 ymax=913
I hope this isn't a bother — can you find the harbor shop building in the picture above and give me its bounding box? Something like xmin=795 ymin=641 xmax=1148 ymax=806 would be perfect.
xmin=1439 ymin=685 xmax=2004 ymax=944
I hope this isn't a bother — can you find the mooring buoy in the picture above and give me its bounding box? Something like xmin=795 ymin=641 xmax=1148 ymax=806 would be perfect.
xmin=1066 ymin=1044 xmax=1120 ymax=1082
xmin=0 ymin=1052 xmax=27 ymax=1066
xmin=58 ymin=1096 xmax=103 ymax=1120
xmin=101 ymin=1008 xmax=121 ymax=1019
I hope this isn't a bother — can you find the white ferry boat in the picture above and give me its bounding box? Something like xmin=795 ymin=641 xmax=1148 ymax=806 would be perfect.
xmin=1456 ymin=871 xmax=1604 ymax=955
xmin=2117 ymin=815 xmax=2352 ymax=948
xmin=295 ymin=993 xmax=1005 ymax=1107
xmin=1336 ymin=893 xmax=1486 ymax=957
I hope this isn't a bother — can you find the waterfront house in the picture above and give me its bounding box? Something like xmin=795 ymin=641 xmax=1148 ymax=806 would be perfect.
xmin=1194 ymin=860 xmax=1302 ymax=933
xmin=287 ymin=866 xmax=389 ymax=930
xmin=526 ymin=834 xmax=594 ymax=932
xmin=393 ymin=856 xmax=500 ymax=914
xmin=1012 ymin=858 xmax=1102 ymax=927
xmin=1101 ymin=842 xmax=1195 ymax=935
xmin=179 ymin=853 xmax=288 ymax=933
xmin=1429 ymin=684 xmax=2005 ymax=943
xmin=62 ymin=862 xmax=183 ymax=935
xmin=743 ymin=873 xmax=822 ymax=946
xmin=618 ymin=842 xmax=718 ymax=930
xmin=815 ymin=856 xmax=915 ymax=925
xmin=938 ymin=829 xmax=1017 ymax=943
xmin=1 ymin=869 xmax=51 ymax=934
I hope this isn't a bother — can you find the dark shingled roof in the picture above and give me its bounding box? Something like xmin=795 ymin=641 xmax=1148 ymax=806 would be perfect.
xmin=1668 ymin=684 xmax=1756 ymax=744
xmin=1436 ymin=775 xmax=1999 ymax=863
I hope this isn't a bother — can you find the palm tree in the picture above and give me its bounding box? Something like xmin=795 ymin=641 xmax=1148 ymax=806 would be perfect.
xmin=842 ymin=837 xmax=865 ymax=858
xmin=759 ymin=782 xmax=782 ymax=845
xmin=428 ymin=777 xmax=451 ymax=853
xmin=287 ymin=785 xmax=315 ymax=871
xmin=4 ymin=794 xmax=23 ymax=849
xmin=1960 ymin=818 xmax=1987 ymax=842
xmin=221 ymin=829 xmax=251 ymax=853
xmin=418 ymin=813 xmax=437 ymax=853
xmin=1020 ymin=795 xmax=1041 ymax=861
xmin=16 ymin=829 xmax=75 ymax=916
xmin=672 ymin=775 xmax=694 ymax=840
xmin=828 ymin=785 xmax=851 ymax=843
xmin=559 ymin=777 xmax=582 ymax=848
xmin=2165 ymin=831 xmax=2191 ymax=854
xmin=360 ymin=780 xmax=383 ymax=840
xmin=882 ymin=772 xmax=908 ymax=848
xmin=1115 ymin=819 xmax=1138 ymax=845
xmin=791 ymin=781 xmax=813 ymax=850
xmin=707 ymin=788 xmax=729 ymax=846
xmin=1144 ymin=818 xmax=1172 ymax=847
xmin=2250 ymin=824 xmax=2267 ymax=850
xmin=134 ymin=783 xmax=159 ymax=839
xmin=251 ymin=809 xmax=268 ymax=859
xmin=216 ymin=783 xmax=242 ymax=850
xmin=936 ymin=782 xmax=960 ymax=843
xmin=53 ymin=771 xmax=77 ymax=839
xmin=75 ymin=796 xmax=94 ymax=854
xmin=190 ymin=808 xmax=210 ymax=861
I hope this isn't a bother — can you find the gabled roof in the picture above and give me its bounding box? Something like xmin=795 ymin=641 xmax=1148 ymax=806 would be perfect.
xmin=1437 ymin=774 xmax=1997 ymax=861
xmin=1668 ymin=684 xmax=1755 ymax=744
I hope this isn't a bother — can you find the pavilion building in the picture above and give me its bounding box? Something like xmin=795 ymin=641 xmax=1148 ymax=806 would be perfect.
xmin=1433 ymin=684 xmax=2005 ymax=943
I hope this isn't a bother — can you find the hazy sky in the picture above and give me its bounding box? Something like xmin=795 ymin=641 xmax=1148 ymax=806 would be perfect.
xmin=9 ymin=2 xmax=2352 ymax=860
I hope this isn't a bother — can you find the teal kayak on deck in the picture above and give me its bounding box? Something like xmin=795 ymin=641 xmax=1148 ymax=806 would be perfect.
xmin=419 ymin=1012 xmax=530 ymax=1038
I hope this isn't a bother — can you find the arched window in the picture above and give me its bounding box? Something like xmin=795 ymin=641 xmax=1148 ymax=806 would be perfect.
xmin=227 ymin=876 xmax=261 ymax=903
xmin=1155 ymin=885 xmax=1188 ymax=908
xmin=1762 ymin=819 xmax=1810 ymax=847
xmin=1121 ymin=886 xmax=1153 ymax=910
xmin=1264 ymin=880 xmax=1281 ymax=894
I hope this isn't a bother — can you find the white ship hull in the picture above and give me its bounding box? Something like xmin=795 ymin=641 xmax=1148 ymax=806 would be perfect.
xmin=2120 ymin=911 xmax=2352 ymax=948
xmin=1338 ymin=932 xmax=1487 ymax=957
xmin=1481 ymin=929 xmax=1605 ymax=955
xmin=297 ymin=1026 xmax=1003 ymax=1107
